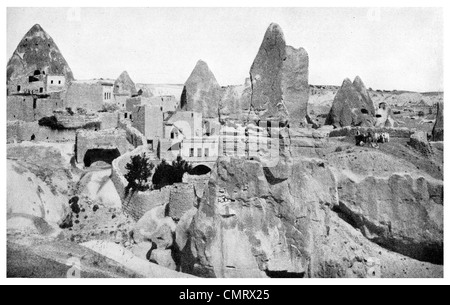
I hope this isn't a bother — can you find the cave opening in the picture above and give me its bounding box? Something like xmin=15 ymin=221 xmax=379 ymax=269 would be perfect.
xmin=83 ymin=148 xmax=121 ymax=167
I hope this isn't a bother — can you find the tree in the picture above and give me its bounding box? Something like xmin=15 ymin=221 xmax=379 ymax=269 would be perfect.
xmin=124 ymin=153 xmax=155 ymax=196
xmin=152 ymin=156 xmax=193 ymax=189
xmin=172 ymin=155 xmax=193 ymax=183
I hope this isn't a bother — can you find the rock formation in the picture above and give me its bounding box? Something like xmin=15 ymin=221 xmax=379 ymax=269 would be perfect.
xmin=114 ymin=71 xmax=138 ymax=97
xmin=249 ymin=23 xmax=309 ymax=127
xmin=431 ymin=102 xmax=443 ymax=141
xmin=374 ymin=102 xmax=396 ymax=127
xmin=180 ymin=60 xmax=222 ymax=118
xmin=325 ymin=77 xmax=376 ymax=128
xmin=218 ymin=83 xmax=251 ymax=123
xmin=7 ymin=24 xmax=74 ymax=84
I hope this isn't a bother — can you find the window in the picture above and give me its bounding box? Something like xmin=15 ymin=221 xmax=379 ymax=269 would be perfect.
xmin=205 ymin=148 xmax=209 ymax=157
xmin=130 ymin=114 xmax=132 ymax=120
xmin=51 ymin=80 xmax=54 ymax=84
xmin=171 ymin=131 xmax=175 ymax=139
xmin=197 ymin=148 xmax=202 ymax=158
xmin=17 ymin=85 xmax=21 ymax=92
xmin=58 ymin=80 xmax=61 ymax=85
xmin=124 ymin=113 xmax=128 ymax=119
xmin=33 ymin=98 xmax=37 ymax=109
xmin=190 ymin=148 xmax=194 ymax=157
xmin=39 ymin=87 xmax=43 ymax=93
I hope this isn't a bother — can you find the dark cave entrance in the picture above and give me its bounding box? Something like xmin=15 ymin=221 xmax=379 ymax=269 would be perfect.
xmin=189 ymin=165 xmax=212 ymax=176
xmin=83 ymin=148 xmax=121 ymax=167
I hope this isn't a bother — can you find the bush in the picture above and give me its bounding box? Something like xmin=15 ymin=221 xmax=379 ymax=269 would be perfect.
xmin=38 ymin=116 xmax=65 ymax=130
xmin=100 ymin=103 xmax=119 ymax=113
xmin=124 ymin=153 xmax=155 ymax=196
xmin=152 ymin=156 xmax=193 ymax=189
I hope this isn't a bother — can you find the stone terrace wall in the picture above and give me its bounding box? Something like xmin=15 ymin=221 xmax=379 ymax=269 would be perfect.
xmin=7 ymin=96 xmax=64 ymax=122
xmin=75 ymin=128 xmax=131 ymax=163
xmin=111 ymin=146 xmax=170 ymax=221
xmin=7 ymin=121 xmax=76 ymax=143
xmin=99 ymin=112 xmax=119 ymax=130
xmin=118 ymin=119 xmax=147 ymax=147
xmin=329 ymin=126 xmax=413 ymax=138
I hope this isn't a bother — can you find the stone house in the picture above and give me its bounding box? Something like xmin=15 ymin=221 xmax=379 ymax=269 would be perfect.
xmin=65 ymin=79 xmax=114 ymax=112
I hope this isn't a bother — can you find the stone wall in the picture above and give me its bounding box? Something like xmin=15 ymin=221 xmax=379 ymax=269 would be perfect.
xmin=7 ymin=121 xmax=76 ymax=143
xmin=111 ymin=147 xmax=170 ymax=221
xmin=99 ymin=112 xmax=119 ymax=130
xmin=7 ymin=96 xmax=64 ymax=122
xmin=167 ymin=183 xmax=196 ymax=220
xmin=75 ymin=129 xmax=131 ymax=163
xmin=65 ymin=82 xmax=103 ymax=111
xmin=118 ymin=120 xmax=147 ymax=147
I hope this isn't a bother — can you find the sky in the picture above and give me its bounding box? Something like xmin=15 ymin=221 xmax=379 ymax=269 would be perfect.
xmin=6 ymin=7 xmax=444 ymax=92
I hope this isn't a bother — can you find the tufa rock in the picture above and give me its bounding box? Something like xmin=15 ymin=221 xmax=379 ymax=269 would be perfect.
xmin=431 ymin=102 xmax=443 ymax=141
xmin=249 ymin=23 xmax=309 ymax=127
xmin=7 ymin=24 xmax=74 ymax=84
xmin=180 ymin=60 xmax=222 ymax=118
xmin=114 ymin=71 xmax=138 ymax=97
xmin=325 ymin=77 xmax=376 ymax=128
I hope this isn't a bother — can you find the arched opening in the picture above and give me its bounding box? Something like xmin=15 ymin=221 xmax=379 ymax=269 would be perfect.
xmin=189 ymin=164 xmax=212 ymax=176
xmin=83 ymin=148 xmax=121 ymax=167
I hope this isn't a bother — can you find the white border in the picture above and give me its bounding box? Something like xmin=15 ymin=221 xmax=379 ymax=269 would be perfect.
xmin=1 ymin=0 xmax=448 ymax=285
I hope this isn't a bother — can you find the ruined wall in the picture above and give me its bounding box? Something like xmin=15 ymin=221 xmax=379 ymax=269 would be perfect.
xmin=7 ymin=121 xmax=76 ymax=143
xmin=99 ymin=112 xmax=119 ymax=130
xmin=7 ymin=96 xmax=65 ymax=122
xmin=167 ymin=183 xmax=196 ymax=220
xmin=118 ymin=120 xmax=147 ymax=147
xmin=65 ymin=82 xmax=103 ymax=111
xmin=75 ymin=129 xmax=131 ymax=163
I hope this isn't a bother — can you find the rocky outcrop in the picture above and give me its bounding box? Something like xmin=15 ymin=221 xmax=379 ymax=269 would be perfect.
xmin=249 ymin=23 xmax=309 ymax=127
xmin=219 ymin=84 xmax=252 ymax=123
xmin=325 ymin=77 xmax=376 ymax=128
xmin=184 ymin=156 xmax=338 ymax=278
xmin=114 ymin=71 xmax=138 ymax=97
xmin=431 ymin=102 xmax=443 ymax=141
xmin=7 ymin=24 xmax=74 ymax=84
xmin=374 ymin=102 xmax=396 ymax=127
xmin=180 ymin=60 xmax=222 ymax=118
xmin=409 ymin=131 xmax=433 ymax=157
xmin=335 ymin=173 xmax=443 ymax=264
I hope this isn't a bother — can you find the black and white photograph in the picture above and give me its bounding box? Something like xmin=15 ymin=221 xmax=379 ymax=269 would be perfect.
xmin=2 ymin=2 xmax=448 ymax=286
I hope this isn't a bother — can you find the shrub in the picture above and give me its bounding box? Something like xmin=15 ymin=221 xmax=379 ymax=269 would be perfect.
xmin=124 ymin=153 xmax=155 ymax=196
xmin=152 ymin=156 xmax=193 ymax=189
xmin=100 ymin=103 xmax=119 ymax=113
xmin=38 ymin=116 xmax=65 ymax=130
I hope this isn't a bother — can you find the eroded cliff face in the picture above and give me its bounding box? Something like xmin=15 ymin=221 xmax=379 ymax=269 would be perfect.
xmin=176 ymin=146 xmax=443 ymax=278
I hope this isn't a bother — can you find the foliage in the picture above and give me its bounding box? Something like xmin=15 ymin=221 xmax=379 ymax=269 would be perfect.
xmin=124 ymin=153 xmax=155 ymax=196
xmin=152 ymin=156 xmax=193 ymax=189
xmin=38 ymin=115 xmax=65 ymax=130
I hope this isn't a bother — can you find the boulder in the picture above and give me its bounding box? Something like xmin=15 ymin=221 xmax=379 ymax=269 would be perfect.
xmin=150 ymin=249 xmax=177 ymax=270
xmin=431 ymin=102 xmax=443 ymax=141
xmin=249 ymin=23 xmax=309 ymax=127
xmin=132 ymin=205 xmax=176 ymax=248
xmin=409 ymin=131 xmax=433 ymax=157
xmin=180 ymin=60 xmax=222 ymax=118
xmin=325 ymin=77 xmax=376 ymax=128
